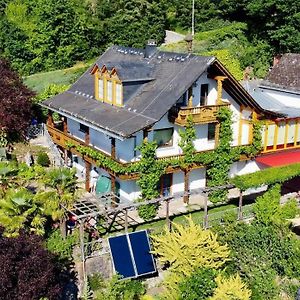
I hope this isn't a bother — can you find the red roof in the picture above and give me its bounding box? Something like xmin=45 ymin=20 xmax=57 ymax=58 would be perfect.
xmin=256 ymin=150 xmax=300 ymax=167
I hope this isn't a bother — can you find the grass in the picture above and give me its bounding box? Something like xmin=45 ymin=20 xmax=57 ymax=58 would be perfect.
xmin=127 ymin=202 xmax=254 ymax=234
xmin=23 ymin=61 xmax=90 ymax=93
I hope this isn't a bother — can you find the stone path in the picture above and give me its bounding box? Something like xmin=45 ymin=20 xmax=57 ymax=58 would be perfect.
xmin=163 ymin=30 xmax=185 ymax=45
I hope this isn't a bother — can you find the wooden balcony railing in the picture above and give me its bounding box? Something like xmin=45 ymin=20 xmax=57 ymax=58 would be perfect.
xmin=168 ymin=103 xmax=231 ymax=126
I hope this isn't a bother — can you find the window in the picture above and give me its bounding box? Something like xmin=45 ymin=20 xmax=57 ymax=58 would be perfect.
xmin=79 ymin=123 xmax=88 ymax=133
xmin=208 ymin=123 xmax=216 ymax=141
xmin=107 ymin=80 xmax=113 ymax=103
xmin=200 ymin=84 xmax=209 ymax=106
xmin=98 ymin=78 xmax=104 ymax=100
xmin=160 ymin=174 xmax=172 ymax=196
xmin=153 ymin=128 xmax=173 ymax=147
xmin=116 ymin=83 xmax=122 ymax=106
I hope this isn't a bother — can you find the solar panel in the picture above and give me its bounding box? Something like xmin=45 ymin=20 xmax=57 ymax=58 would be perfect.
xmin=108 ymin=230 xmax=156 ymax=279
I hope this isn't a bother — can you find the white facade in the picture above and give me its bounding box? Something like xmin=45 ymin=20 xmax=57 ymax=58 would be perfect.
xmin=65 ymin=72 xmax=258 ymax=202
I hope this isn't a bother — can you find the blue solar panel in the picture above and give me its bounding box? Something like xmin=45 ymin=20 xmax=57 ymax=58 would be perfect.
xmin=129 ymin=231 xmax=155 ymax=276
xmin=108 ymin=235 xmax=136 ymax=278
xmin=108 ymin=230 xmax=156 ymax=279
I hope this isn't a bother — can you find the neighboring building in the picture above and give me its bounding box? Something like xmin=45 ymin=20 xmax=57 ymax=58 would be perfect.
xmin=41 ymin=45 xmax=300 ymax=203
xmin=244 ymin=54 xmax=300 ymax=163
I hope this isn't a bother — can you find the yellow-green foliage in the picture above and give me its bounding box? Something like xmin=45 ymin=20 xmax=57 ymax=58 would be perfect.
xmin=205 ymin=49 xmax=244 ymax=80
xmin=152 ymin=216 xmax=230 ymax=276
xmin=210 ymin=274 xmax=251 ymax=300
xmin=151 ymin=217 xmax=230 ymax=299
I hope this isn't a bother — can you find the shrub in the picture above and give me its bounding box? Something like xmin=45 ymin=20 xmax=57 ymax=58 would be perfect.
xmin=179 ymin=268 xmax=217 ymax=300
xmin=37 ymin=151 xmax=51 ymax=167
xmin=210 ymin=274 xmax=251 ymax=300
xmin=46 ymin=229 xmax=78 ymax=260
xmin=88 ymin=273 xmax=105 ymax=292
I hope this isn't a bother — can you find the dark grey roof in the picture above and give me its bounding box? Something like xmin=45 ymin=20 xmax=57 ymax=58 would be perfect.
xmin=260 ymin=53 xmax=300 ymax=94
xmin=42 ymin=45 xmax=214 ymax=138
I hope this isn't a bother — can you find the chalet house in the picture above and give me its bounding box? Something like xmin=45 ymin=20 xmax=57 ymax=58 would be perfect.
xmin=41 ymin=45 xmax=300 ymax=203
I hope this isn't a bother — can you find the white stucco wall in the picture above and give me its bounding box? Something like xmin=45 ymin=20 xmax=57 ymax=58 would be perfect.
xmin=229 ymin=160 xmax=261 ymax=178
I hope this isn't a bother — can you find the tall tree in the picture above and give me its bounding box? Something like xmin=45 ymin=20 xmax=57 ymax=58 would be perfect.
xmin=0 ymin=59 xmax=33 ymax=140
xmin=0 ymin=229 xmax=65 ymax=300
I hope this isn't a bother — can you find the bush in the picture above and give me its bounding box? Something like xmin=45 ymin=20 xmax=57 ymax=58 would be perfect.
xmin=37 ymin=151 xmax=50 ymax=167
xmin=46 ymin=229 xmax=78 ymax=260
xmin=88 ymin=273 xmax=105 ymax=292
xmin=178 ymin=268 xmax=217 ymax=300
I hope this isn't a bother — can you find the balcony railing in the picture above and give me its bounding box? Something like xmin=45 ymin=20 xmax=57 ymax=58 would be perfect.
xmin=169 ymin=103 xmax=231 ymax=126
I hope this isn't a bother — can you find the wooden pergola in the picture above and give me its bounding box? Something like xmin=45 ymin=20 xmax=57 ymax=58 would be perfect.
xmin=61 ymin=183 xmax=240 ymax=286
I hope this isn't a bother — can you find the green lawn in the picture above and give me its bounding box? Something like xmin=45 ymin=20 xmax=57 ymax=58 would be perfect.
xmin=127 ymin=202 xmax=254 ymax=234
xmin=23 ymin=62 xmax=90 ymax=93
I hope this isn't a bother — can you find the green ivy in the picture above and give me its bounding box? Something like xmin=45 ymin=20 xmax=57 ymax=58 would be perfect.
xmin=136 ymin=141 xmax=165 ymax=221
xmin=206 ymin=107 xmax=235 ymax=202
xmin=179 ymin=115 xmax=196 ymax=169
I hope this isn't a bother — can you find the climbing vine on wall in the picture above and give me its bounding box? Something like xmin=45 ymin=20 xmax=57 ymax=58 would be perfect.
xmin=179 ymin=115 xmax=196 ymax=169
xmin=206 ymin=107 xmax=234 ymax=203
xmin=136 ymin=141 xmax=165 ymax=221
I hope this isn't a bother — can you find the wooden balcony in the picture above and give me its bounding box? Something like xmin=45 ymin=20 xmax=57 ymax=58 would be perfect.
xmin=168 ymin=103 xmax=231 ymax=126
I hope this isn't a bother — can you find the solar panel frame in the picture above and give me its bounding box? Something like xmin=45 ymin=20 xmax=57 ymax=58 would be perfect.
xmin=108 ymin=234 xmax=136 ymax=279
xmin=108 ymin=230 xmax=156 ymax=279
xmin=129 ymin=230 xmax=157 ymax=276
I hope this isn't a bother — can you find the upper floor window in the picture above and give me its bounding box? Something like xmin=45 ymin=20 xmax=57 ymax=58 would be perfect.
xmin=153 ymin=128 xmax=173 ymax=147
xmin=92 ymin=65 xmax=123 ymax=106
xmin=208 ymin=123 xmax=216 ymax=141
xmin=200 ymin=84 xmax=209 ymax=106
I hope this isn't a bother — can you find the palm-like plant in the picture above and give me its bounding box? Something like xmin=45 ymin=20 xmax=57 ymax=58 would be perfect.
xmin=0 ymin=161 xmax=19 ymax=194
xmin=0 ymin=188 xmax=46 ymax=237
xmin=41 ymin=167 xmax=79 ymax=236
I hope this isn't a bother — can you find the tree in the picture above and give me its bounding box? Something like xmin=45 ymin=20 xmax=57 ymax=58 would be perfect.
xmin=152 ymin=216 xmax=230 ymax=298
xmin=0 ymin=229 xmax=64 ymax=299
xmin=98 ymin=0 xmax=167 ymax=48
xmin=209 ymin=274 xmax=251 ymax=300
xmin=0 ymin=59 xmax=33 ymax=140
xmin=1 ymin=0 xmax=104 ymax=74
xmin=152 ymin=216 xmax=230 ymax=275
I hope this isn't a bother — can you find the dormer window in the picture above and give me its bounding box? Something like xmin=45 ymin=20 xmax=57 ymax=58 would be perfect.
xmin=91 ymin=65 xmax=123 ymax=107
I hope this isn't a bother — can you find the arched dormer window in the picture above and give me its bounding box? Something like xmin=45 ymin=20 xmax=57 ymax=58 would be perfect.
xmin=91 ymin=65 xmax=123 ymax=107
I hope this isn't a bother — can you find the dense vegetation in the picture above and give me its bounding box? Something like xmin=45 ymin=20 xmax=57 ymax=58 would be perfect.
xmin=0 ymin=229 xmax=67 ymax=300
xmin=0 ymin=0 xmax=299 ymax=77
xmin=0 ymin=59 xmax=33 ymax=141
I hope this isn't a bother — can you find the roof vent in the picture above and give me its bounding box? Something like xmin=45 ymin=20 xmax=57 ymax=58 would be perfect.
xmin=145 ymin=40 xmax=157 ymax=58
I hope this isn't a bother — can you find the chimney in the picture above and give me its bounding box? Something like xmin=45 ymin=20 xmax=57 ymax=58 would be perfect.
xmin=184 ymin=34 xmax=193 ymax=54
xmin=145 ymin=40 xmax=157 ymax=58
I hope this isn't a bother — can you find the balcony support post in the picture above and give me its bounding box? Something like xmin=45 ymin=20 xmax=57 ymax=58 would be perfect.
xmin=214 ymin=76 xmax=227 ymax=105
xmin=47 ymin=110 xmax=54 ymax=127
xmin=85 ymin=160 xmax=91 ymax=192
xmin=110 ymin=137 xmax=117 ymax=207
xmin=188 ymin=87 xmax=193 ymax=108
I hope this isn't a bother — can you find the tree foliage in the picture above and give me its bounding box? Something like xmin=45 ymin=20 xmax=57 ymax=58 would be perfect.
xmin=0 ymin=59 xmax=33 ymax=140
xmin=0 ymin=229 xmax=64 ymax=300
xmin=152 ymin=216 xmax=230 ymax=275
xmin=209 ymin=274 xmax=251 ymax=300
